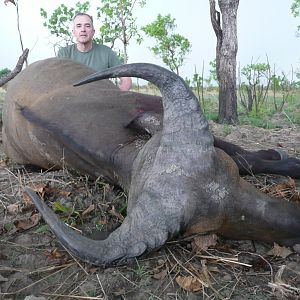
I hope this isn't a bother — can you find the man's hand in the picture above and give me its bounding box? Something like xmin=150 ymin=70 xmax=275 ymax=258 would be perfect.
xmin=119 ymin=77 xmax=132 ymax=91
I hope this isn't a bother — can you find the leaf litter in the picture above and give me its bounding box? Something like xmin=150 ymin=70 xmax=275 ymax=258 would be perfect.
xmin=0 ymin=118 xmax=300 ymax=299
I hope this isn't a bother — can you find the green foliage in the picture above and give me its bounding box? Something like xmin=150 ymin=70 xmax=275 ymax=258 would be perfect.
xmin=239 ymin=61 xmax=271 ymax=115
xmin=53 ymin=201 xmax=82 ymax=226
xmin=130 ymin=259 xmax=151 ymax=282
xmin=291 ymin=0 xmax=300 ymax=17
xmin=205 ymin=111 xmax=219 ymax=122
xmin=241 ymin=63 xmax=270 ymax=81
xmin=141 ymin=14 xmax=191 ymax=75
xmin=223 ymin=124 xmax=232 ymax=135
xmin=270 ymin=71 xmax=297 ymax=112
xmin=40 ymin=2 xmax=90 ymax=50
xmin=40 ymin=0 xmax=143 ymax=60
xmin=291 ymin=0 xmax=300 ymax=34
xmin=97 ymin=0 xmax=145 ymax=62
xmin=0 ymin=68 xmax=11 ymax=78
xmin=34 ymin=224 xmax=49 ymax=234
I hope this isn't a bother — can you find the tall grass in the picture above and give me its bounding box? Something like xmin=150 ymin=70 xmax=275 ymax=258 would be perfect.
xmin=1 ymin=84 xmax=299 ymax=128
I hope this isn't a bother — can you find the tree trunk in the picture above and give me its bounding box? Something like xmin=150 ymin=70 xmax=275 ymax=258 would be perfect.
xmin=209 ymin=0 xmax=239 ymax=124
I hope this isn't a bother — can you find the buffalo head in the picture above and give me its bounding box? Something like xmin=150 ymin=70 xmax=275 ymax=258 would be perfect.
xmin=23 ymin=62 xmax=300 ymax=266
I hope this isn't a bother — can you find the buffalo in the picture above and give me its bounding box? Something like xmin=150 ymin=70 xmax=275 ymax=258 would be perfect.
xmin=3 ymin=58 xmax=300 ymax=266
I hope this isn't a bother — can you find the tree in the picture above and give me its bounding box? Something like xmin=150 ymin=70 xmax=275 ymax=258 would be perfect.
xmin=0 ymin=68 xmax=11 ymax=79
xmin=209 ymin=0 xmax=239 ymax=124
xmin=291 ymin=0 xmax=300 ymax=35
xmin=97 ymin=0 xmax=145 ymax=63
xmin=142 ymin=14 xmax=191 ymax=75
xmin=238 ymin=61 xmax=271 ymax=115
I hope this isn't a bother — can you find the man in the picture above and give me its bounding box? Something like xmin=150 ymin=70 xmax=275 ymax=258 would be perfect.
xmin=58 ymin=13 xmax=132 ymax=91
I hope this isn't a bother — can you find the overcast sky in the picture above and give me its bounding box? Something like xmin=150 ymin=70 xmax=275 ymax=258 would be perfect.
xmin=1 ymin=0 xmax=299 ymax=79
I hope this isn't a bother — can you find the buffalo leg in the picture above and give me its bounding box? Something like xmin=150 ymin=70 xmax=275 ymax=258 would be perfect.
xmin=214 ymin=136 xmax=300 ymax=178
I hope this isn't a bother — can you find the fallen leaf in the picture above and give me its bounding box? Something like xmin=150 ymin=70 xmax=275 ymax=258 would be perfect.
xmin=22 ymin=192 xmax=36 ymax=210
xmin=153 ymin=269 xmax=168 ymax=280
xmin=46 ymin=248 xmax=65 ymax=259
xmin=192 ymin=234 xmax=218 ymax=252
xmin=7 ymin=203 xmax=21 ymax=214
xmin=0 ymin=159 xmax=7 ymax=167
xmin=45 ymin=248 xmax=69 ymax=265
xmin=44 ymin=186 xmax=71 ymax=197
xmin=30 ymin=183 xmax=47 ymax=195
xmin=14 ymin=213 xmax=41 ymax=231
xmin=175 ymin=275 xmax=202 ymax=292
xmin=267 ymin=243 xmax=293 ymax=258
xmin=24 ymin=183 xmax=47 ymax=206
xmin=53 ymin=201 xmax=71 ymax=214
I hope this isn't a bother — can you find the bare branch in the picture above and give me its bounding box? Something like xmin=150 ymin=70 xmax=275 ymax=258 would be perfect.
xmin=0 ymin=48 xmax=29 ymax=87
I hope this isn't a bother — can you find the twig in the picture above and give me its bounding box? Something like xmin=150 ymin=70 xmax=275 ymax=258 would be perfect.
xmin=167 ymin=247 xmax=209 ymax=287
xmin=1 ymin=263 xmax=72 ymax=295
xmin=96 ymin=273 xmax=107 ymax=299
xmin=41 ymin=293 xmax=104 ymax=299
xmin=62 ymin=244 xmax=89 ymax=276
xmin=196 ymin=254 xmax=252 ymax=268
xmin=282 ymin=110 xmax=296 ymax=129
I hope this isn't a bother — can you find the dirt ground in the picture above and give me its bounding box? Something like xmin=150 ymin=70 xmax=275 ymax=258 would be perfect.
xmin=0 ymin=114 xmax=300 ymax=300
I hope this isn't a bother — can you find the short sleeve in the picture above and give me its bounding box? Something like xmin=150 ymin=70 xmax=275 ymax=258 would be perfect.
xmin=57 ymin=47 xmax=68 ymax=58
xmin=108 ymin=50 xmax=122 ymax=68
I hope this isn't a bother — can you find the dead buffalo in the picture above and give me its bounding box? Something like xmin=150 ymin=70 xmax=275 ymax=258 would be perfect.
xmin=3 ymin=58 xmax=300 ymax=266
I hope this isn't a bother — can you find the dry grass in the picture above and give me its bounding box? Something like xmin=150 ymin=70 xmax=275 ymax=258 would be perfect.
xmin=0 ymin=99 xmax=300 ymax=298
xmin=1 ymin=131 xmax=300 ymax=299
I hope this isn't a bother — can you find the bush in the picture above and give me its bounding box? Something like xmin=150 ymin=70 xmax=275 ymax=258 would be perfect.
xmin=0 ymin=68 xmax=11 ymax=79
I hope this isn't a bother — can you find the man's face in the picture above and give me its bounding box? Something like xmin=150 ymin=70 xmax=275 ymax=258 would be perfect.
xmin=72 ymin=15 xmax=95 ymax=44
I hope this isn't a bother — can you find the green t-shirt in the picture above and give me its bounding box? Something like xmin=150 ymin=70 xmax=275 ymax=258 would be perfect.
xmin=57 ymin=43 xmax=122 ymax=71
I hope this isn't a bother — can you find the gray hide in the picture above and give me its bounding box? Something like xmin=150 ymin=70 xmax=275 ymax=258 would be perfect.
xmin=3 ymin=59 xmax=300 ymax=266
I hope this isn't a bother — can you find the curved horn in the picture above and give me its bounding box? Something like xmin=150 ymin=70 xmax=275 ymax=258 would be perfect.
xmin=27 ymin=63 xmax=214 ymax=266
xmin=25 ymin=187 xmax=168 ymax=266
xmin=74 ymin=63 xmax=212 ymax=147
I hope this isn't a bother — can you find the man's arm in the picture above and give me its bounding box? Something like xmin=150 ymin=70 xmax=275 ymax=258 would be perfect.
xmin=119 ymin=77 xmax=132 ymax=91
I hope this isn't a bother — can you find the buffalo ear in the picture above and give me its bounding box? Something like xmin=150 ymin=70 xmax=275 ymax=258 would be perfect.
xmin=125 ymin=112 xmax=162 ymax=136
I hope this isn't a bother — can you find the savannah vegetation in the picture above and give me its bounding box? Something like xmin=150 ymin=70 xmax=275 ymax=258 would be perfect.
xmin=0 ymin=1 xmax=300 ymax=298
xmin=1 ymin=0 xmax=300 ymax=126
xmin=1 ymin=0 xmax=300 ymax=128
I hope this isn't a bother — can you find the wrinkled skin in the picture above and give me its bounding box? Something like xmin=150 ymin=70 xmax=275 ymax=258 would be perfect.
xmin=3 ymin=58 xmax=300 ymax=267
